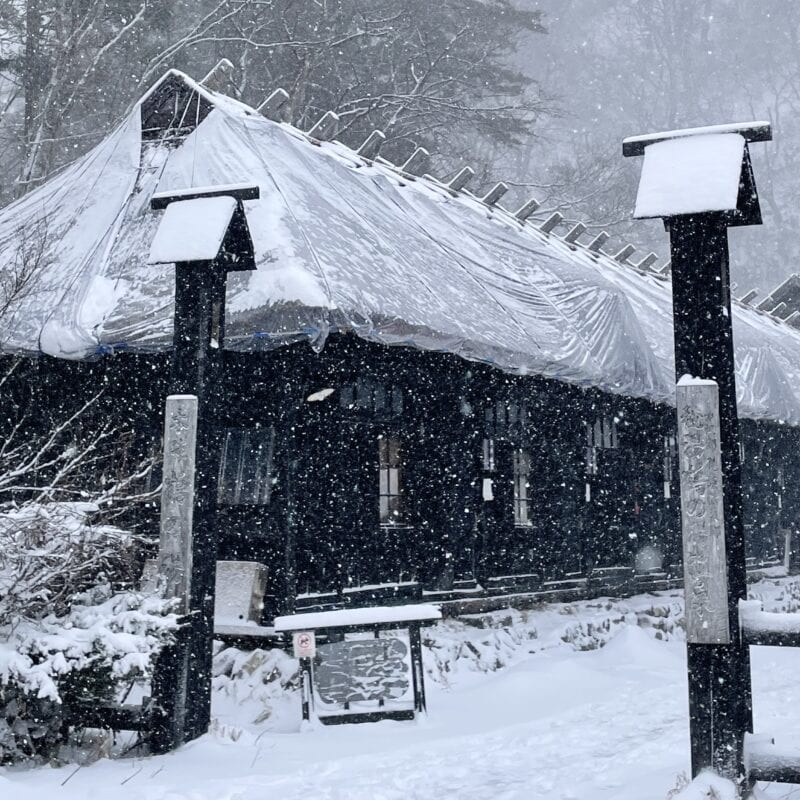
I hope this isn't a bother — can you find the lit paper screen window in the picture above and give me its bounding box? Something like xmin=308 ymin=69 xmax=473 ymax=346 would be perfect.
xmin=379 ymin=436 xmax=403 ymax=524
xmin=513 ymin=448 xmax=531 ymax=526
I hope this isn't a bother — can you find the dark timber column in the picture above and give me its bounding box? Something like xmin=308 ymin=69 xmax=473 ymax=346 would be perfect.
xmin=148 ymin=184 xmax=259 ymax=749
xmin=624 ymin=121 xmax=771 ymax=784
xmin=171 ymin=258 xmax=225 ymax=740
xmin=670 ymin=215 xmax=751 ymax=780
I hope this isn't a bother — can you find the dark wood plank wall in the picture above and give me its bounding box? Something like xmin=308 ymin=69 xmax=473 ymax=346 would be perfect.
xmin=1 ymin=336 xmax=796 ymax=617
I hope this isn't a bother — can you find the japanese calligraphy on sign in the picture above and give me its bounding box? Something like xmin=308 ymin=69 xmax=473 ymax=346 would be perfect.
xmin=676 ymin=379 xmax=730 ymax=644
xmin=157 ymin=394 xmax=198 ymax=614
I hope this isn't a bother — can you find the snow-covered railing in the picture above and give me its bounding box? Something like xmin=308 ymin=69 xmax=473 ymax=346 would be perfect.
xmin=738 ymin=599 xmax=800 ymax=647
xmin=745 ymin=733 xmax=800 ymax=784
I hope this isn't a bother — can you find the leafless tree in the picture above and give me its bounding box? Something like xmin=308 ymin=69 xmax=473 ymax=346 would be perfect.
xmin=0 ymin=0 xmax=549 ymax=199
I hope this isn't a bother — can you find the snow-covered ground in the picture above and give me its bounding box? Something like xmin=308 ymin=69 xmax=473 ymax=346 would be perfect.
xmin=4 ymin=577 xmax=800 ymax=800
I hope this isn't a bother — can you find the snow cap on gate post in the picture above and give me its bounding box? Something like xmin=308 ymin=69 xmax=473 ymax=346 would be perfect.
xmin=148 ymin=183 xmax=260 ymax=270
xmin=623 ymin=121 xmax=771 ymax=227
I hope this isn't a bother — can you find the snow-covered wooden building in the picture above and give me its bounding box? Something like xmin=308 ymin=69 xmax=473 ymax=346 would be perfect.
xmin=2 ymin=70 xmax=800 ymax=618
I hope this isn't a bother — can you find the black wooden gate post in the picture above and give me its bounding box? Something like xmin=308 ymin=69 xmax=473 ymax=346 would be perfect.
xmin=669 ymin=215 xmax=751 ymax=779
xmin=624 ymin=122 xmax=771 ymax=783
xmin=148 ymin=184 xmax=259 ymax=749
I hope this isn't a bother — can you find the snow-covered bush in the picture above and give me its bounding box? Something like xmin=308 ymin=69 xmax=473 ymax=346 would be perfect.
xmin=0 ymin=502 xmax=175 ymax=764
xmin=212 ymin=646 xmax=300 ymax=728
xmin=0 ymin=502 xmax=138 ymax=624
xmin=0 ymin=585 xmax=176 ymax=764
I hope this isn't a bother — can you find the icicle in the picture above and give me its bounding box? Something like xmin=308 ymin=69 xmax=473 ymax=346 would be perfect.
xmin=481 ymin=182 xmax=508 ymax=206
xmin=514 ymin=198 xmax=540 ymax=221
xmin=308 ymin=111 xmax=339 ymax=141
xmin=357 ymin=130 xmax=386 ymax=160
xmin=257 ymin=88 xmax=290 ymax=121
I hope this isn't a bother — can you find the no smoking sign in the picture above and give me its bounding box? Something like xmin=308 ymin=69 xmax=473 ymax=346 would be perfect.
xmin=293 ymin=630 xmax=316 ymax=659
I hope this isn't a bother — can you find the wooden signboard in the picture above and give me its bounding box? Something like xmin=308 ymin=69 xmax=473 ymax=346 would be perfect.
xmin=676 ymin=378 xmax=730 ymax=645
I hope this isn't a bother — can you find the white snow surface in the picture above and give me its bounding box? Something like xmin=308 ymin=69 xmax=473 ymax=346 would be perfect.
xmin=623 ymin=120 xmax=770 ymax=147
xmin=148 ymin=195 xmax=236 ymax=263
xmin=634 ymin=133 xmax=745 ymax=218
xmin=1 ymin=71 xmax=800 ymax=424
xmin=4 ymin=576 xmax=800 ymax=799
xmin=677 ymin=374 xmax=718 ymax=386
xmin=274 ymin=603 xmax=442 ymax=631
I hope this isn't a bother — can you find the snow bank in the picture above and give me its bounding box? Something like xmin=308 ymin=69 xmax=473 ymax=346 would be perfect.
xmin=670 ymin=771 xmax=737 ymax=800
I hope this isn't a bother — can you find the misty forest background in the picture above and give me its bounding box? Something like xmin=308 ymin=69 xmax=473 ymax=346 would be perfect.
xmin=0 ymin=0 xmax=796 ymax=294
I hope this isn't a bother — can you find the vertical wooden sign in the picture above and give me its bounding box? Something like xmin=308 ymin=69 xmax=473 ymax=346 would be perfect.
xmin=676 ymin=378 xmax=730 ymax=645
xmin=158 ymin=394 xmax=198 ymax=614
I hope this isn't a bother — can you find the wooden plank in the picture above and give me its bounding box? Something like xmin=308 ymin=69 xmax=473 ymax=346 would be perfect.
xmin=676 ymin=379 xmax=730 ymax=645
xmin=623 ymin=121 xmax=771 ymax=157
xmin=151 ymin=184 xmax=259 ymax=209
xmin=65 ymin=703 xmax=148 ymax=731
xmin=158 ymin=395 xmax=198 ymax=614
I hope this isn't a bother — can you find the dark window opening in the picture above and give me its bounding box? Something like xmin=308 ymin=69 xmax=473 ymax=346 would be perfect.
xmin=217 ymin=426 xmax=276 ymax=505
xmin=486 ymin=400 xmax=528 ymax=434
xmin=340 ymin=379 xmax=403 ymax=417
xmin=663 ymin=434 xmax=677 ymax=499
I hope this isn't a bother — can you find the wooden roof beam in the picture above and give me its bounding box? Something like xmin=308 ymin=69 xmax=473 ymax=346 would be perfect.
xmin=482 ymin=182 xmax=508 ymax=206
xmin=401 ymin=147 xmax=429 ymax=176
xmin=357 ymin=130 xmax=386 ymax=160
xmin=257 ymin=88 xmax=290 ymax=121
xmin=448 ymin=166 xmax=474 ymax=192
xmin=308 ymin=110 xmax=339 ymax=141
xmin=539 ymin=212 xmax=563 ymax=234
xmin=563 ymin=223 xmax=587 ymax=244
xmin=613 ymin=244 xmax=636 ymax=263
xmin=514 ymin=198 xmax=540 ymax=221
xmin=634 ymin=252 xmax=659 ymax=271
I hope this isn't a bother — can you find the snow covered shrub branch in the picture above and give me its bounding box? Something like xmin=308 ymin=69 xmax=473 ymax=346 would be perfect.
xmin=0 ymin=585 xmax=177 ymax=764
xmin=0 ymin=356 xmax=168 ymax=763
xmin=0 ymin=502 xmax=138 ymax=624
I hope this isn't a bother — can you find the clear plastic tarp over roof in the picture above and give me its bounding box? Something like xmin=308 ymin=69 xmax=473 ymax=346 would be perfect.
xmin=1 ymin=72 xmax=799 ymax=424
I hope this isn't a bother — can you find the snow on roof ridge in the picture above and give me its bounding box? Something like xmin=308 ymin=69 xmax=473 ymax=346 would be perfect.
xmin=5 ymin=67 xmax=800 ymax=416
xmin=188 ymin=74 xmax=796 ymax=338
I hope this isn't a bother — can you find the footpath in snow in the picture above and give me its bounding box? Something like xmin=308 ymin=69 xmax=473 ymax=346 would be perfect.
xmin=3 ymin=576 xmax=800 ymax=800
